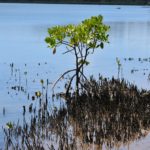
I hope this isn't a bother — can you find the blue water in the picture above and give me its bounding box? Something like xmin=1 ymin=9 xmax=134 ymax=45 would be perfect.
xmin=0 ymin=3 xmax=150 ymax=148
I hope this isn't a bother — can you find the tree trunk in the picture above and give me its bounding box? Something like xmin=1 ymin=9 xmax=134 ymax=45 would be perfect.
xmin=76 ymin=62 xmax=79 ymax=99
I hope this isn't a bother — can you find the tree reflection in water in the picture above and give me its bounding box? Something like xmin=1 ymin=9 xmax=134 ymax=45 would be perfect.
xmin=3 ymin=76 xmax=150 ymax=150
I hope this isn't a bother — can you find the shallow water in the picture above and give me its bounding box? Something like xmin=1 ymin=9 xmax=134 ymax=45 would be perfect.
xmin=0 ymin=3 xmax=150 ymax=149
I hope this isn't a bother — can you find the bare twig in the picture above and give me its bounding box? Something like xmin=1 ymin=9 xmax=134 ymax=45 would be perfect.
xmin=61 ymin=41 xmax=74 ymax=48
xmin=62 ymin=48 xmax=74 ymax=54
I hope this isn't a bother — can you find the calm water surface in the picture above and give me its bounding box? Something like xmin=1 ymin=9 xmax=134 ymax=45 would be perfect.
xmin=0 ymin=3 xmax=150 ymax=149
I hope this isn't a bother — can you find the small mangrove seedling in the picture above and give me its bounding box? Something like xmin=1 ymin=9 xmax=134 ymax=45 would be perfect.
xmin=3 ymin=107 xmax=5 ymax=116
xmin=45 ymin=15 xmax=110 ymax=96
xmin=116 ymin=57 xmax=122 ymax=79
xmin=24 ymin=71 xmax=28 ymax=88
xmin=23 ymin=106 xmax=26 ymax=115
xmin=40 ymin=79 xmax=44 ymax=85
xmin=6 ymin=122 xmax=13 ymax=129
xmin=10 ymin=63 xmax=14 ymax=76
xmin=35 ymin=91 xmax=42 ymax=98
xmin=40 ymin=79 xmax=44 ymax=97
xmin=32 ymin=96 xmax=35 ymax=101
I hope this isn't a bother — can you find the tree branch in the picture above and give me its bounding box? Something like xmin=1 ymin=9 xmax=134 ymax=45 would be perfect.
xmin=62 ymin=48 xmax=74 ymax=54
xmin=61 ymin=41 xmax=74 ymax=48
xmin=66 ymin=74 xmax=76 ymax=95
xmin=52 ymin=69 xmax=76 ymax=90
xmin=79 ymin=70 xmax=88 ymax=82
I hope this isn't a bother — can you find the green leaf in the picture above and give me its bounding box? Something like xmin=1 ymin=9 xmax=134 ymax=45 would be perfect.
xmin=53 ymin=47 xmax=56 ymax=54
xmin=35 ymin=91 xmax=42 ymax=98
xmin=79 ymin=59 xmax=90 ymax=66
xmin=100 ymin=42 xmax=104 ymax=49
xmin=116 ymin=57 xmax=121 ymax=66
xmin=45 ymin=37 xmax=51 ymax=43
xmin=6 ymin=122 xmax=13 ymax=129
xmin=85 ymin=61 xmax=90 ymax=65
xmin=40 ymin=79 xmax=44 ymax=84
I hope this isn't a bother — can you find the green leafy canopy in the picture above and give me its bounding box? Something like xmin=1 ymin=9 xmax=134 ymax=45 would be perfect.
xmin=45 ymin=15 xmax=110 ymax=94
xmin=45 ymin=15 xmax=110 ymax=54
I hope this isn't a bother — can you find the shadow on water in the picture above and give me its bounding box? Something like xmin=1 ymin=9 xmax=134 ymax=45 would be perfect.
xmin=3 ymin=72 xmax=150 ymax=150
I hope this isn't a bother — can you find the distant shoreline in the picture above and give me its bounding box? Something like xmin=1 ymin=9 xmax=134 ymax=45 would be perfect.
xmin=0 ymin=0 xmax=150 ymax=5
